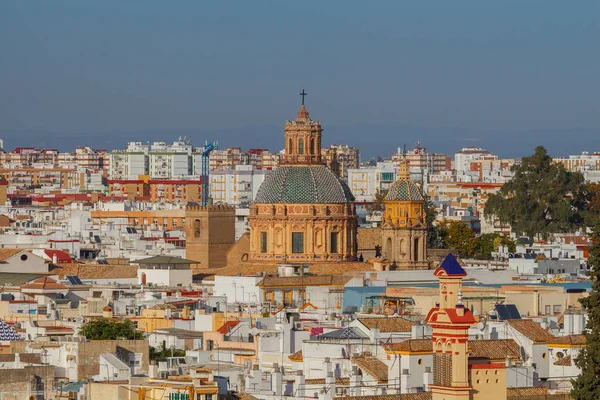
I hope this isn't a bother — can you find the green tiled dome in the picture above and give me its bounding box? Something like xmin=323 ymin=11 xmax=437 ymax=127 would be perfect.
xmin=384 ymin=179 xmax=424 ymax=201
xmin=255 ymin=165 xmax=354 ymax=204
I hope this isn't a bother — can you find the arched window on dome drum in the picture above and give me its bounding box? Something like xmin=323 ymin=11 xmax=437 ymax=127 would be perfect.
xmin=385 ymin=237 xmax=392 ymax=258
xmin=310 ymin=138 xmax=315 ymax=155
xmin=289 ymin=138 xmax=293 ymax=154
xmin=292 ymin=232 xmax=304 ymax=253
xmin=330 ymin=232 xmax=339 ymax=254
xmin=299 ymin=138 xmax=305 ymax=155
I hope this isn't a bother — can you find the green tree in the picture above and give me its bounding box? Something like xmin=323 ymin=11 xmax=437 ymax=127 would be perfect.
xmin=79 ymin=318 xmax=139 ymax=340
xmin=473 ymin=233 xmax=516 ymax=259
xmin=572 ymin=220 xmax=600 ymax=399
xmin=367 ymin=189 xmax=386 ymax=216
xmin=439 ymin=221 xmax=477 ymax=257
xmin=423 ymin=194 xmax=445 ymax=248
xmin=150 ymin=344 xmax=186 ymax=361
xmin=485 ymin=146 xmax=587 ymax=242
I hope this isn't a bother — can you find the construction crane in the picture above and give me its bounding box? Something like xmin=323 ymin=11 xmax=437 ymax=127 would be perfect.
xmin=201 ymin=141 xmax=216 ymax=206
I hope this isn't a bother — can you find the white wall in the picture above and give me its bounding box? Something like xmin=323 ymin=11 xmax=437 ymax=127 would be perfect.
xmin=213 ymin=276 xmax=262 ymax=303
xmin=0 ymin=250 xmax=48 ymax=274
xmin=138 ymin=268 xmax=192 ymax=287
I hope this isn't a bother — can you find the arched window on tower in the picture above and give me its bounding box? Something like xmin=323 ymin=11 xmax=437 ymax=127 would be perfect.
xmin=310 ymin=138 xmax=315 ymax=155
xmin=194 ymin=219 xmax=201 ymax=238
xmin=299 ymin=138 xmax=305 ymax=155
xmin=289 ymin=138 xmax=293 ymax=154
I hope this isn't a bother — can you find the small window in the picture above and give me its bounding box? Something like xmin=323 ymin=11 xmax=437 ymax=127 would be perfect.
xmin=20 ymin=254 xmax=28 ymax=261
xmin=418 ymin=359 xmax=422 ymax=365
xmin=292 ymin=232 xmax=304 ymax=254
xmin=299 ymin=138 xmax=305 ymax=155
xmin=260 ymin=232 xmax=268 ymax=253
xmin=542 ymin=353 xmax=547 ymax=359
xmin=207 ymin=340 xmax=214 ymax=350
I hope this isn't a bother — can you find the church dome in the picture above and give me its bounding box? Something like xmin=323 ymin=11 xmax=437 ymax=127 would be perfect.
xmin=384 ymin=178 xmax=424 ymax=201
xmin=255 ymin=165 xmax=354 ymax=204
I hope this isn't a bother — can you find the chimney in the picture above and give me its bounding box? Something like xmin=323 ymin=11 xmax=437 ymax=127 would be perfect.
xmin=271 ymin=363 xmax=282 ymax=396
xmin=350 ymin=367 xmax=362 ymax=396
xmin=296 ymin=370 xmax=305 ymax=398
xmin=322 ymin=371 xmax=336 ymax=400
xmin=369 ymin=327 xmax=380 ymax=343
xmin=52 ymin=253 xmax=58 ymax=264
xmin=323 ymin=357 xmax=332 ymax=378
xmin=401 ymin=369 xmax=410 ymax=393
xmin=423 ymin=367 xmax=432 ymax=391
xmin=14 ymin=353 xmax=21 ymax=367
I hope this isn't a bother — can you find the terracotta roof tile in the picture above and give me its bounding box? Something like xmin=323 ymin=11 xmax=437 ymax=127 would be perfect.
xmin=549 ymin=334 xmax=587 ymax=346
xmin=0 ymin=248 xmax=25 ymax=262
xmin=507 ymin=319 xmax=555 ymax=343
xmin=468 ymin=339 xmax=521 ymax=361
xmin=384 ymin=339 xmax=432 ymax=353
xmin=217 ymin=321 xmax=240 ymax=334
xmin=50 ymin=263 xmax=138 ymax=279
xmin=21 ymin=276 xmax=68 ymax=290
xmin=506 ymin=387 xmax=549 ymax=397
xmin=357 ymin=317 xmax=413 ymax=333
xmin=257 ymin=275 xmax=352 ymax=287
xmin=553 ymin=355 xmax=572 ymax=366
xmin=210 ymin=261 xmax=375 ymax=277
xmin=288 ymin=350 xmax=303 ymax=362
xmin=351 ymin=356 xmax=388 ymax=383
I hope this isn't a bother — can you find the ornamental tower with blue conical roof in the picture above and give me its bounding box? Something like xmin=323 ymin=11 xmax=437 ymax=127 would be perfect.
xmin=426 ymin=253 xmax=476 ymax=400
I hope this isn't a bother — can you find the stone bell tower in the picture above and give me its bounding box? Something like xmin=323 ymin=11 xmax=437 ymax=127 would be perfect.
xmin=282 ymin=89 xmax=323 ymax=165
xmin=425 ymin=253 xmax=476 ymax=400
xmin=185 ymin=204 xmax=235 ymax=269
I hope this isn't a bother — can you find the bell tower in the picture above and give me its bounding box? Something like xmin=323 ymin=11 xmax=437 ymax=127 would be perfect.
xmin=283 ymin=89 xmax=322 ymax=165
xmin=425 ymin=253 xmax=476 ymax=400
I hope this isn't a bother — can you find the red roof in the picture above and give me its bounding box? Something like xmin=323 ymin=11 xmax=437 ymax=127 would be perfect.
xmin=44 ymin=249 xmax=72 ymax=263
xmin=149 ymin=180 xmax=201 ymax=185
xmin=217 ymin=321 xmax=240 ymax=334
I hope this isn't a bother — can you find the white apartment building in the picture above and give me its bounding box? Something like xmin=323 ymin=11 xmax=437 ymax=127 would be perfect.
xmin=347 ymin=162 xmax=397 ymax=202
xmin=210 ymin=165 xmax=270 ymax=206
xmin=109 ymin=142 xmax=150 ymax=180
xmin=454 ymin=146 xmax=492 ymax=173
xmin=148 ymin=141 xmax=193 ymax=179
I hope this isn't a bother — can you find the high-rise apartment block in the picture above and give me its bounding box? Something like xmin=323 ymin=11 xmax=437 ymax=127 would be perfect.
xmin=454 ymin=146 xmax=492 ymax=173
xmin=391 ymin=143 xmax=450 ymax=176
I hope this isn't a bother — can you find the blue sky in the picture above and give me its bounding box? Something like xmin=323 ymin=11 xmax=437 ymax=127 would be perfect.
xmin=0 ymin=1 xmax=598 ymax=155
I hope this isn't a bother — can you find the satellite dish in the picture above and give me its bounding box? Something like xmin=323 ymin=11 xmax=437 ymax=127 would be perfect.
xmin=477 ymin=322 xmax=485 ymax=331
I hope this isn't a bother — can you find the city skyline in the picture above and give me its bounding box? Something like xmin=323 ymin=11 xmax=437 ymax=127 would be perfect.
xmin=1 ymin=1 xmax=599 ymax=158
